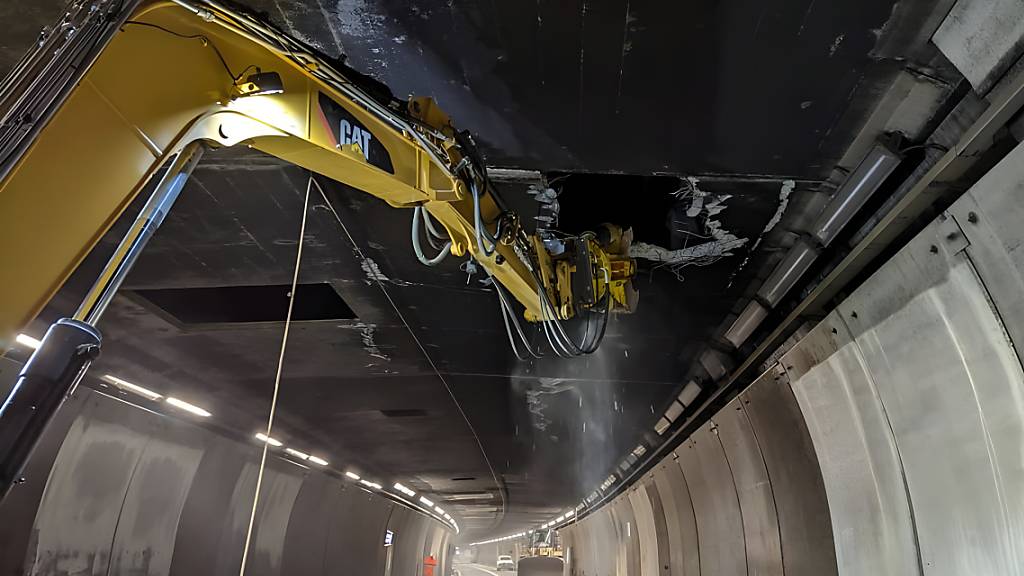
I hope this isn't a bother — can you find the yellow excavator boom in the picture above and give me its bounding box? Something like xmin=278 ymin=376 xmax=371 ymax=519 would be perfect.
xmin=0 ymin=0 xmax=635 ymax=354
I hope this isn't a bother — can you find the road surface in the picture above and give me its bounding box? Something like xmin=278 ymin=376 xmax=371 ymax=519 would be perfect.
xmin=453 ymin=563 xmax=516 ymax=576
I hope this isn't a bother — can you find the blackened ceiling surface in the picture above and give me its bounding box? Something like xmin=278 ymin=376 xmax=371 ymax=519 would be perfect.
xmin=2 ymin=0 xmax=955 ymax=545
xmin=244 ymin=0 xmax=904 ymax=176
xmin=23 ymin=147 xmax=784 ymax=543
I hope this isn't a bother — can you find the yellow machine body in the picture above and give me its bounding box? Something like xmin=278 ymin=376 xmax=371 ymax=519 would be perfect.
xmin=0 ymin=0 xmax=636 ymax=342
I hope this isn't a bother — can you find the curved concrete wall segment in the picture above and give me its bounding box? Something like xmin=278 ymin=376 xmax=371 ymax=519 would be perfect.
xmin=561 ymin=139 xmax=1024 ymax=576
xmin=0 ymin=387 xmax=451 ymax=576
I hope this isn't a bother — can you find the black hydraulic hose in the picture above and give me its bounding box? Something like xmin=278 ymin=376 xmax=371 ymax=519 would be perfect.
xmin=491 ymin=273 xmax=541 ymax=359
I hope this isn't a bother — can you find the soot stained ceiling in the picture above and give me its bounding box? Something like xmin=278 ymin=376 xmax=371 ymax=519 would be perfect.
xmin=246 ymin=0 xmax=907 ymax=176
xmin=2 ymin=0 xmax=958 ymax=544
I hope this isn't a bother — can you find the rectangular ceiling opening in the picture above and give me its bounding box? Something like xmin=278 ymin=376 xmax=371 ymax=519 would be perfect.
xmin=131 ymin=283 xmax=356 ymax=324
xmin=379 ymin=409 xmax=429 ymax=418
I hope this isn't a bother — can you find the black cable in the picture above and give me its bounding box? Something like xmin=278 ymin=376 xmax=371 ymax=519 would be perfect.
xmin=121 ymin=20 xmax=240 ymax=82
xmin=899 ymin=142 xmax=949 ymax=154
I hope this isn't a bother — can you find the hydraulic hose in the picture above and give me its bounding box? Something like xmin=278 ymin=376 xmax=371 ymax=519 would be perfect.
xmin=412 ymin=206 xmax=451 ymax=266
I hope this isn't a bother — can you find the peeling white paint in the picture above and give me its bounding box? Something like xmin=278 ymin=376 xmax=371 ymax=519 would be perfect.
xmin=761 ymin=179 xmax=795 ymax=235
xmin=357 ymin=322 xmax=389 ymax=361
xmin=361 ymin=257 xmax=389 ymax=282
xmin=726 ymin=179 xmax=796 ymax=288
xmin=630 ymin=237 xmax=748 ymax=264
xmin=636 ymin=176 xmax=750 ymax=276
xmin=828 ymin=33 xmax=845 ymax=57
xmin=333 ymin=0 xmax=387 ymax=39
xmin=359 ymin=256 xmax=418 ymax=287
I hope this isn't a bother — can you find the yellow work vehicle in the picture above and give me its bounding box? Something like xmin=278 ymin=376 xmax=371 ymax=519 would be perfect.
xmin=0 ymin=0 xmax=636 ymax=357
xmin=0 ymin=0 xmax=637 ymax=498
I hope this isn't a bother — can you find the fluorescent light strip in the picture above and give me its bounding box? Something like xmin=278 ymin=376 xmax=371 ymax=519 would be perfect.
xmin=15 ymin=333 xmax=41 ymax=349
xmin=102 ymin=375 xmax=162 ymax=400
xmin=255 ymin=432 xmax=283 ymax=447
xmin=419 ymin=496 xmax=434 ymax=507
xmin=393 ymin=482 xmax=415 ymax=497
xmin=308 ymin=455 xmax=328 ymax=466
xmin=165 ymin=397 xmax=211 ymax=417
xmin=359 ymin=479 xmax=382 ymax=490
xmin=285 ymin=448 xmax=309 ymax=460
xmin=434 ymin=506 xmax=445 ymax=515
xmin=345 ymin=471 xmax=360 ymax=480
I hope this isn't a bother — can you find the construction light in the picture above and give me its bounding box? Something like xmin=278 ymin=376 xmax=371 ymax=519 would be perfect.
xmin=723 ymin=300 xmax=769 ymax=348
xmin=756 ymin=239 xmax=818 ymax=307
xmin=255 ymin=433 xmax=283 ymax=447
xmin=15 ymin=333 xmax=41 ymax=349
xmin=236 ymin=71 xmax=284 ymax=97
xmin=678 ymin=381 xmax=702 ymax=406
xmin=102 ymin=375 xmax=162 ymax=401
xmin=165 ymin=397 xmax=211 ymax=417
xmin=811 ymin=141 xmax=902 ymax=247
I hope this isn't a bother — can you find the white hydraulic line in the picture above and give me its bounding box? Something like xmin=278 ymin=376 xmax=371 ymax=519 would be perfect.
xmin=238 ymin=175 xmax=312 ymax=576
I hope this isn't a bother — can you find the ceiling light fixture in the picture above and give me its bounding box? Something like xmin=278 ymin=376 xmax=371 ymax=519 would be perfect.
xmin=810 ymin=141 xmax=902 ymax=247
xmin=254 ymin=432 xmax=283 ymax=447
xmin=15 ymin=333 xmax=41 ymax=349
xmin=393 ymin=482 xmax=416 ymax=497
xmin=165 ymin=397 xmax=211 ymax=417
xmin=285 ymin=448 xmax=309 ymax=460
xmin=359 ymin=479 xmax=382 ymax=490
xmin=345 ymin=471 xmax=361 ymax=480
xmin=308 ymin=455 xmax=328 ymax=466
xmin=102 ymin=375 xmax=162 ymax=401
xmin=419 ymin=496 xmax=435 ymax=507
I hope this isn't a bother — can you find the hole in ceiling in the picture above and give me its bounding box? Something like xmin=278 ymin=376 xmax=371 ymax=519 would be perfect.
xmin=379 ymin=408 xmax=429 ymax=418
xmin=550 ymin=172 xmax=692 ymax=248
xmin=451 ymin=477 xmax=477 ymax=481
xmin=131 ymin=283 xmax=356 ymax=324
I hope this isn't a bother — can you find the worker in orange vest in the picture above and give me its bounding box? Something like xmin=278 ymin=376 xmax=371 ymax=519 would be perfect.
xmin=424 ymin=555 xmax=437 ymax=576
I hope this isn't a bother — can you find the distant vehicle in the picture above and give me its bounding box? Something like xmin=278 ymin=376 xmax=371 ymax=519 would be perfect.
xmin=497 ymin=555 xmax=515 ymax=571
xmin=517 ymin=556 xmax=564 ymax=576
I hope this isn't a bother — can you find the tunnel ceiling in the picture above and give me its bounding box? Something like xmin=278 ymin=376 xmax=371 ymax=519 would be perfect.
xmin=5 ymin=0 xmax=957 ymax=544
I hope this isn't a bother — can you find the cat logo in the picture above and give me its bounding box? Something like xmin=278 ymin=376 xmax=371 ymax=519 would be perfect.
xmin=317 ymin=92 xmax=394 ymax=173
xmin=339 ymin=118 xmax=373 ymax=161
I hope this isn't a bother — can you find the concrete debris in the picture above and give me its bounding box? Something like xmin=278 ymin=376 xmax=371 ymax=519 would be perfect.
xmin=629 ymin=238 xmax=749 ymax=264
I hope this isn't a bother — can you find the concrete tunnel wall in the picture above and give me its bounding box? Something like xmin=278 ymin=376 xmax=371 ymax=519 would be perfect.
xmin=559 ymin=134 xmax=1024 ymax=574
xmin=0 ymin=386 xmax=452 ymax=576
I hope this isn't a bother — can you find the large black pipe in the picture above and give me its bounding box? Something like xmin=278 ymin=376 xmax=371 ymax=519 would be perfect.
xmin=0 ymin=319 xmax=100 ymax=500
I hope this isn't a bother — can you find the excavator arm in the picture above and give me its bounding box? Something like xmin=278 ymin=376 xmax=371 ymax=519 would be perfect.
xmin=0 ymin=0 xmax=636 ymax=356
